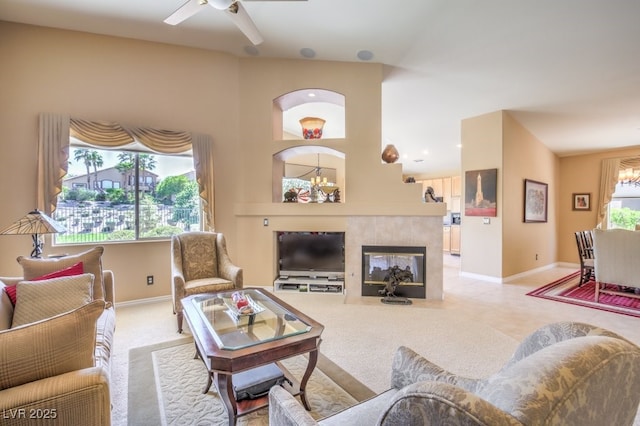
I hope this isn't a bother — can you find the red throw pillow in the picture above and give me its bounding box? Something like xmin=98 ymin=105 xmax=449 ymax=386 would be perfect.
xmin=32 ymin=261 xmax=84 ymax=282
xmin=4 ymin=285 xmax=17 ymax=306
xmin=4 ymin=262 xmax=84 ymax=306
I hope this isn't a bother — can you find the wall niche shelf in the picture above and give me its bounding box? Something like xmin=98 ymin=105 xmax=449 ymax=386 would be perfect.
xmin=272 ymin=88 xmax=346 ymax=204
xmin=273 ymin=88 xmax=346 ymax=141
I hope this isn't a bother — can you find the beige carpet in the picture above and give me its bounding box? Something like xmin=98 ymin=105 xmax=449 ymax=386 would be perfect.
xmin=115 ymin=293 xmax=521 ymax=425
xmin=128 ymin=337 xmax=374 ymax=425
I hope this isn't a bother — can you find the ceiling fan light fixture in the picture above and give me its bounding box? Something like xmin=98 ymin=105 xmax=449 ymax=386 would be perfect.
xmin=209 ymin=0 xmax=234 ymax=10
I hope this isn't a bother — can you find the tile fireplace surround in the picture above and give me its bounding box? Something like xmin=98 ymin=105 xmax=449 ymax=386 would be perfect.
xmin=345 ymin=216 xmax=443 ymax=300
xmin=235 ymin=203 xmax=445 ymax=300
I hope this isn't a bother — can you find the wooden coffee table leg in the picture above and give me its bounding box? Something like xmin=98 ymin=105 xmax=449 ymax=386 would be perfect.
xmin=299 ymin=348 xmax=319 ymax=410
xmin=202 ymin=371 xmax=214 ymax=394
xmin=217 ymin=372 xmax=238 ymax=426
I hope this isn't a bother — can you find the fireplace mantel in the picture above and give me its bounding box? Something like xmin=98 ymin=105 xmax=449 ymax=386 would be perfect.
xmin=234 ymin=202 xmax=447 ymax=217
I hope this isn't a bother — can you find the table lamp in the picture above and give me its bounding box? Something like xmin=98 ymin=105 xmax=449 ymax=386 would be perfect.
xmin=0 ymin=209 xmax=67 ymax=258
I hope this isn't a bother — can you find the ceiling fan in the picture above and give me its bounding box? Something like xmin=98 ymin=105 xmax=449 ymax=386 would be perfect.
xmin=164 ymin=0 xmax=307 ymax=45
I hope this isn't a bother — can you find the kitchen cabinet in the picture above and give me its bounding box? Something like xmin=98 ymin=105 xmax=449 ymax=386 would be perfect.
xmin=443 ymin=226 xmax=451 ymax=252
xmin=451 ymin=175 xmax=462 ymax=197
xmin=442 ymin=177 xmax=452 ymax=205
xmin=450 ymin=225 xmax=461 ymax=255
xmin=450 ymin=197 xmax=461 ymax=213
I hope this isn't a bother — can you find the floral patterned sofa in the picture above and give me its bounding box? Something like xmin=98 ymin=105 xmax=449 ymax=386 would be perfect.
xmin=269 ymin=322 xmax=640 ymax=426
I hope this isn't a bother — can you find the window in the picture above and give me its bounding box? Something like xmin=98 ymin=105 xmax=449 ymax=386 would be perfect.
xmin=54 ymin=146 xmax=200 ymax=244
xmin=607 ymin=183 xmax=640 ymax=230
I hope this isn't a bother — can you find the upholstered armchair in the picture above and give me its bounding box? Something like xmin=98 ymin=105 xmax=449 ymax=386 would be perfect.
xmin=171 ymin=231 xmax=242 ymax=333
xmin=269 ymin=322 xmax=640 ymax=426
xmin=593 ymin=228 xmax=640 ymax=302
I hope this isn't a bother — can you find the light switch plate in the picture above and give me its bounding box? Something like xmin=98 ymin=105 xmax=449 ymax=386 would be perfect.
xmin=483 ymin=217 xmax=490 ymax=224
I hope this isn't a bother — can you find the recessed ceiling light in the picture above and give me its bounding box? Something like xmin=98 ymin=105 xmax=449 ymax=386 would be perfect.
xmin=422 ymin=149 xmax=429 ymax=155
xmin=243 ymin=45 xmax=260 ymax=56
xmin=356 ymin=50 xmax=374 ymax=61
xmin=308 ymin=93 xmax=316 ymax=97
xmin=300 ymin=48 xmax=316 ymax=59
xmin=457 ymin=144 xmax=462 ymax=148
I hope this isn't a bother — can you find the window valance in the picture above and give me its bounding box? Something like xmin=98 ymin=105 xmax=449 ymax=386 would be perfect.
xmin=70 ymin=118 xmax=193 ymax=154
xmin=38 ymin=113 xmax=215 ymax=231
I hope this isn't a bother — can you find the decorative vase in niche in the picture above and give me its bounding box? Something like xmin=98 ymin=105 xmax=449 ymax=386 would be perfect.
xmin=381 ymin=144 xmax=399 ymax=163
xmin=299 ymin=117 xmax=326 ymax=139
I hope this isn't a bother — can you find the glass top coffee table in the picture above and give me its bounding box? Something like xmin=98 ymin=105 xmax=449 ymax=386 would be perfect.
xmin=181 ymin=288 xmax=324 ymax=426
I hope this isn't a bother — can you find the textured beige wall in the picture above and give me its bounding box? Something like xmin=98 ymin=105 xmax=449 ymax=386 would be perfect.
xmin=0 ymin=22 xmax=438 ymax=301
xmin=460 ymin=111 xmax=504 ymax=278
xmin=558 ymin=146 xmax=640 ymax=264
xmin=502 ymin=112 xmax=559 ymax=277
xmin=233 ymin=58 xmax=438 ymax=288
xmin=0 ymin=22 xmax=240 ymax=302
xmin=461 ymin=111 xmax=559 ymax=280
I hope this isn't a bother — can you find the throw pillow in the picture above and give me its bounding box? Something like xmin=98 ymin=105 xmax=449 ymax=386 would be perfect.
xmin=33 ymin=261 xmax=84 ymax=282
xmin=0 ymin=299 xmax=104 ymax=391
xmin=3 ymin=262 xmax=84 ymax=307
xmin=4 ymin=285 xmax=16 ymax=306
xmin=0 ymin=282 xmax=13 ymax=331
xmin=11 ymin=273 xmax=94 ymax=328
xmin=18 ymin=246 xmax=105 ymax=301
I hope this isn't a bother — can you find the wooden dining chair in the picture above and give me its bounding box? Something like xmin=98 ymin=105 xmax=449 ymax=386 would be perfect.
xmin=574 ymin=230 xmax=594 ymax=286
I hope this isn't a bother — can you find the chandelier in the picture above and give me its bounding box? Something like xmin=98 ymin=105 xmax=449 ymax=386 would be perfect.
xmin=618 ymin=168 xmax=640 ymax=186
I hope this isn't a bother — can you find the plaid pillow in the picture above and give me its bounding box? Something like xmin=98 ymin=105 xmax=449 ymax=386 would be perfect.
xmin=0 ymin=300 xmax=104 ymax=390
xmin=4 ymin=261 xmax=84 ymax=306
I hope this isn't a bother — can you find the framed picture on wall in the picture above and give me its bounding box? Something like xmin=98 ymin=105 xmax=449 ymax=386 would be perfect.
xmin=464 ymin=168 xmax=498 ymax=217
xmin=572 ymin=193 xmax=591 ymax=211
xmin=523 ymin=179 xmax=548 ymax=223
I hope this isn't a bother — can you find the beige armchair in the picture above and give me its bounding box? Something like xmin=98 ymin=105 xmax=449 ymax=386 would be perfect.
xmin=269 ymin=322 xmax=640 ymax=426
xmin=171 ymin=231 xmax=242 ymax=333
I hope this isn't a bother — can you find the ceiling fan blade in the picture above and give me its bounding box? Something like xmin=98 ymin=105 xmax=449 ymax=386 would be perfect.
xmin=164 ymin=0 xmax=209 ymax=25
xmin=224 ymin=1 xmax=264 ymax=45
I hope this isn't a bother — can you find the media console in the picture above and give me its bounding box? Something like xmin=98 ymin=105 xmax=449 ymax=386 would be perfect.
xmin=273 ymin=275 xmax=344 ymax=294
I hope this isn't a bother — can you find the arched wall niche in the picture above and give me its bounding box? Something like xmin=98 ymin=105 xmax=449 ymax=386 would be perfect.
xmin=272 ymin=145 xmax=345 ymax=203
xmin=273 ymin=89 xmax=346 ymax=141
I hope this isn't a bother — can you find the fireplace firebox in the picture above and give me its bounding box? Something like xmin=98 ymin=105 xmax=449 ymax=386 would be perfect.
xmin=361 ymin=246 xmax=426 ymax=298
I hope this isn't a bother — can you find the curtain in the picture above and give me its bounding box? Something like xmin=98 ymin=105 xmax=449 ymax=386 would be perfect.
xmin=597 ymin=158 xmax=620 ymax=228
xmin=193 ymin=133 xmax=215 ymax=231
xmin=39 ymin=115 xmax=214 ymax=229
xmin=597 ymin=155 xmax=640 ymax=228
xmin=38 ymin=113 xmax=70 ymax=215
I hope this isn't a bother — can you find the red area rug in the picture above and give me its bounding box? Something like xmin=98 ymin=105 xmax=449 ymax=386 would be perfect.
xmin=527 ymin=271 xmax=640 ymax=318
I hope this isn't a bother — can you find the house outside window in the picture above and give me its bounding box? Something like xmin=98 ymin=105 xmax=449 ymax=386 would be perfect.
xmin=54 ymin=147 xmax=200 ymax=244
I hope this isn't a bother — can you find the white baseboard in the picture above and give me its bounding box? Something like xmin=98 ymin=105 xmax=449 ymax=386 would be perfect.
xmin=115 ymin=294 xmax=172 ymax=308
xmin=460 ymin=262 xmax=578 ymax=284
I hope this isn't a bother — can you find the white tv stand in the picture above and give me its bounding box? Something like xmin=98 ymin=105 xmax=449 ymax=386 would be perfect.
xmin=274 ymin=273 xmax=344 ymax=294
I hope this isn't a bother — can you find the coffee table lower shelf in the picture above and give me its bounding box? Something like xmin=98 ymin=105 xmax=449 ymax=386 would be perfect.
xmin=230 ymin=364 xmax=302 ymax=417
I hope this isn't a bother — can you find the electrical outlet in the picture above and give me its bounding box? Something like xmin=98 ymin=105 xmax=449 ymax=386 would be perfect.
xmin=263 ymin=218 xmax=269 ymax=226
xmin=147 ymin=275 xmax=154 ymax=285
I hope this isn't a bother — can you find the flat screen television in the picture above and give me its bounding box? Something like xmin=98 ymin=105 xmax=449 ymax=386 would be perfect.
xmin=277 ymin=232 xmax=344 ymax=275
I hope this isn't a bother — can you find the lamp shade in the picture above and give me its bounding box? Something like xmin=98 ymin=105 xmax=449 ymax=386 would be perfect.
xmin=0 ymin=210 xmax=66 ymax=236
xmin=0 ymin=210 xmax=67 ymax=258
